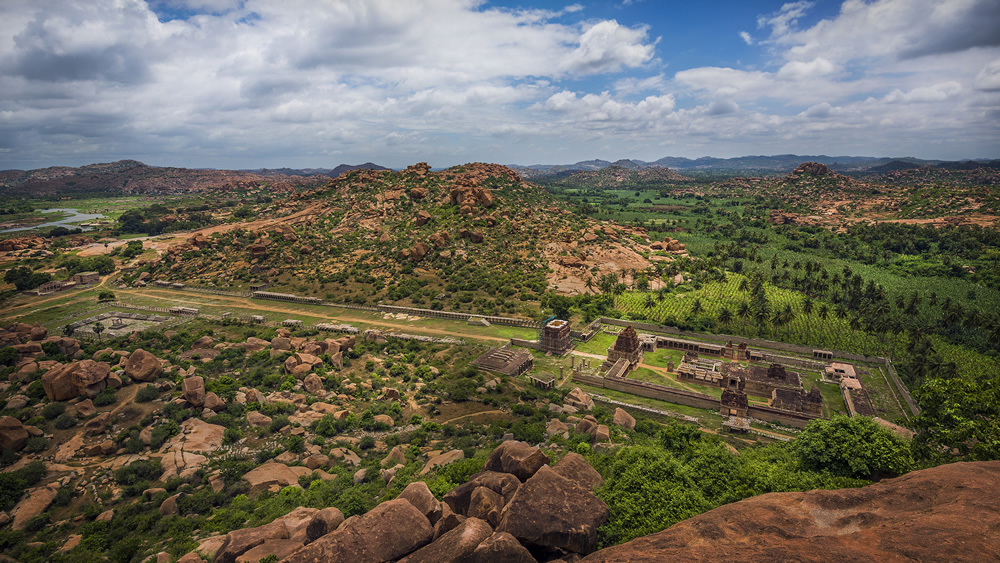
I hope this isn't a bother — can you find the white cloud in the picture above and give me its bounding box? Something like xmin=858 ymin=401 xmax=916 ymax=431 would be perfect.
xmin=739 ymin=31 xmax=753 ymax=45
xmin=975 ymin=59 xmax=1000 ymax=91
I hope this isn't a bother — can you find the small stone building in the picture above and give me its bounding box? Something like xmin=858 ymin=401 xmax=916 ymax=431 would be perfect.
xmin=72 ymin=271 xmax=100 ymax=284
xmin=474 ymin=346 xmax=534 ymax=377
xmin=770 ymin=386 xmax=823 ymax=416
xmin=720 ymin=388 xmax=749 ymax=418
xmin=540 ymin=319 xmax=573 ymax=355
xmin=606 ymin=325 xmax=643 ymax=372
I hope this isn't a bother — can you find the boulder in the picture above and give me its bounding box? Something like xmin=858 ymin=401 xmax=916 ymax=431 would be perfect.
xmin=468 ymin=486 xmax=504 ymax=527
xmin=303 ymin=373 xmax=323 ymax=394
xmin=612 ymin=408 xmax=635 ymax=430
xmin=74 ymin=398 xmax=96 ymax=417
xmin=594 ymin=424 xmax=611 ymax=443
xmin=400 ymin=517 xmax=494 ymax=563
xmin=191 ymin=336 xmax=215 ymax=349
xmin=203 ymin=392 xmax=225 ymax=411
xmin=433 ymin=503 xmax=465 ymax=540
xmin=4 ymin=395 xmax=29 ymax=410
xmin=420 ymin=449 xmax=465 ymax=475
xmin=215 ymin=520 xmax=289 ymax=563
xmin=565 ymin=388 xmax=594 ymax=411
xmin=575 ymin=416 xmax=598 ymax=438
xmin=124 ymin=349 xmax=161 ymax=382
xmin=161 ymin=418 xmax=225 ymax=455
xmin=581 ymin=461 xmax=1000 ymax=562
xmin=552 ymin=452 xmax=603 ymax=490
xmin=235 ymin=539 xmax=304 ymax=563
xmin=444 ymin=471 xmax=521 ymax=516
xmin=0 ymin=416 xmax=29 ymax=452
xmin=305 ymin=454 xmax=330 ymax=470
xmin=496 ymin=465 xmax=609 ymax=555
xmin=483 ymin=440 xmax=550 ymax=482
xmin=546 ymin=418 xmax=569 ymax=437
xmin=247 ymin=411 xmax=272 ymax=427
xmin=306 ymin=507 xmax=345 ymax=541
xmin=270 ymin=337 xmax=292 ymax=351
xmin=182 ymin=376 xmax=205 ymax=407
xmin=159 ymin=493 xmax=180 ymax=516
xmin=374 ymin=414 xmax=394 ymax=427
xmin=42 ymin=360 xmax=111 ymax=400
xmin=284 ymin=498 xmax=433 ymax=563
xmin=470 ymin=532 xmax=538 ymax=563
xmin=398 ymin=481 xmax=442 ymax=524
xmin=11 ymin=484 xmax=59 ymax=530
xmin=29 ymin=324 xmax=47 ymax=341
xmin=242 ymin=463 xmax=304 ymax=494
xmin=84 ymin=411 xmax=111 ymax=435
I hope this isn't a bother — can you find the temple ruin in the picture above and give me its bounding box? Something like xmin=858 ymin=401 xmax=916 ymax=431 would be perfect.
xmin=474 ymin=346 xmax=534 ymax=377
xmin=603 ymin=325 xmax=643 ymax=373
xmin=539 ymin=319 xmax=573 ymax=355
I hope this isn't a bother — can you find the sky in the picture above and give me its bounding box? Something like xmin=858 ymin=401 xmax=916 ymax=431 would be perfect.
xmin=0 ymin=0 xmax=998 ymax=170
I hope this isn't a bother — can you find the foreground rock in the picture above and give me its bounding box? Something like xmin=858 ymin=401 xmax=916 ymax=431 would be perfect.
xmin=285 ymin=498 xmax=433 ymax=562
xmin=484 ymin=440 xmax=550 ymax=481
xmin=0 ymin=416 xmax=29 ymax=452
xmin=582 ymin=461 xmax=1000 ymax=562
xmin=497 ymin=465 xmax=609 ymax=555
xmin=41 ymin=360 xmax=111 ymax=400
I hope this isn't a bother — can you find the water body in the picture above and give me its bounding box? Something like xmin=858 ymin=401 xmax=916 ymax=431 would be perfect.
xmin=0 ymin=208 xmax=106 ymax=233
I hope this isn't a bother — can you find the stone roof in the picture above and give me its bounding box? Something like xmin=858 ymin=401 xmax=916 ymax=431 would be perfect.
xmin=612 ymin=325 xmax=641 ymax=354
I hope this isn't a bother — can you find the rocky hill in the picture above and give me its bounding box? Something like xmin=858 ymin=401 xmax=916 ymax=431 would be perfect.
xmin=552 ymin=166 xmax=689 ymax=189
xmin=144 ymin=162 xmax=676 ymax=308
xmin=583 ymin=460 xmax=1000 ymax=562
xmin=0 ymin=160 xmax=329 ymax=196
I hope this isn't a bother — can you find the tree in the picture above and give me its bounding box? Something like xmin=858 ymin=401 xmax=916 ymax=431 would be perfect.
xmin=794 ymin=415 xmax=913 ymax=480
xmin=717 ymin=307 xmax=733 ymax=330
xmin=912 ymin=374 xmax=1000 ymax=462
xmin=98 ymin=290 xmax=115 ymax=301
xmin=802 ymin=297 xmax=814 ymax=344
xmin=93 ymin=322 xmax=105 ymax=343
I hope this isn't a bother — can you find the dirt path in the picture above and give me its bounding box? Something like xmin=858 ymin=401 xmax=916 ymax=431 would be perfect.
xmin=113 ymin=287 xmax=510 ymax=344
xmin=439 ymin=410 xmax=506 ymax=424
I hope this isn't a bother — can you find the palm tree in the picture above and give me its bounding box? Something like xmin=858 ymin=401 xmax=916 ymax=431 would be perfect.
xmin=93 ymin=322 xmax=105 ymax=343
xmin=644 ymin=293 xmax=655 ymax=311
xmin=584 ymin=277 xmax=594 ymax=293
xmin=817 ymin=303 xmax=830 ymax=346
xmin=63 ymin=324 xmax=76 ymax=338
xmin=802 ymin=296 xmax=814 ymax=344
xmin=781 ymin=304 xmax=795 ymax=340
xmin=737 ymin=301 xmax=752 ymax=335
xmin=690 ymin=298 xmax=703 ymax=318
xmin=834 ymin=304 xmax=848 ymax=351
xmin=718 ymin=307 xmax=733 ymax=332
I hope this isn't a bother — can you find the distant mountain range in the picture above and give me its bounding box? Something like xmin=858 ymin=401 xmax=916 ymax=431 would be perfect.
xmin=241 ymin=162 xmax=390 ymax=177
xmin=510 ymin=155 xmax=1000 ymax=179
xmin=0 ymin=161 xmax=389 ymax=196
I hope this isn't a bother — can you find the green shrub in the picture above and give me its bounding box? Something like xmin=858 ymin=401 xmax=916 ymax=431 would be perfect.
xmin=24 ymin=436 xmax=47 ymax=453
xmin=269 ymin=415 xmax=290 ymax=433
xmin=286 ymin=435 xmax=305 ymax=453
xmin=93 ymin=388 xmax=117 ymax=407
xmin=135 ymin=385 xmax=159 ymax=402
xmin=42 ymin=402 xmax=67 ymax=420
xmin=359 ymin=436 xmax=375 ymax=450
xmin=54 ymin=413 xmax=78 ymax=429
xmin=223 ymin=427 xmax=242 ymax=444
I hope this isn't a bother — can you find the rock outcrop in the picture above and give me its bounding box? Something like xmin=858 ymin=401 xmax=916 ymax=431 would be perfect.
xmin=124 ymin=349 xmax=162 ymax=382
xmin=41 ymin=360 xmax=111 ymax=400
xmin=582 ymin=461 xmax=1000 ymax=562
